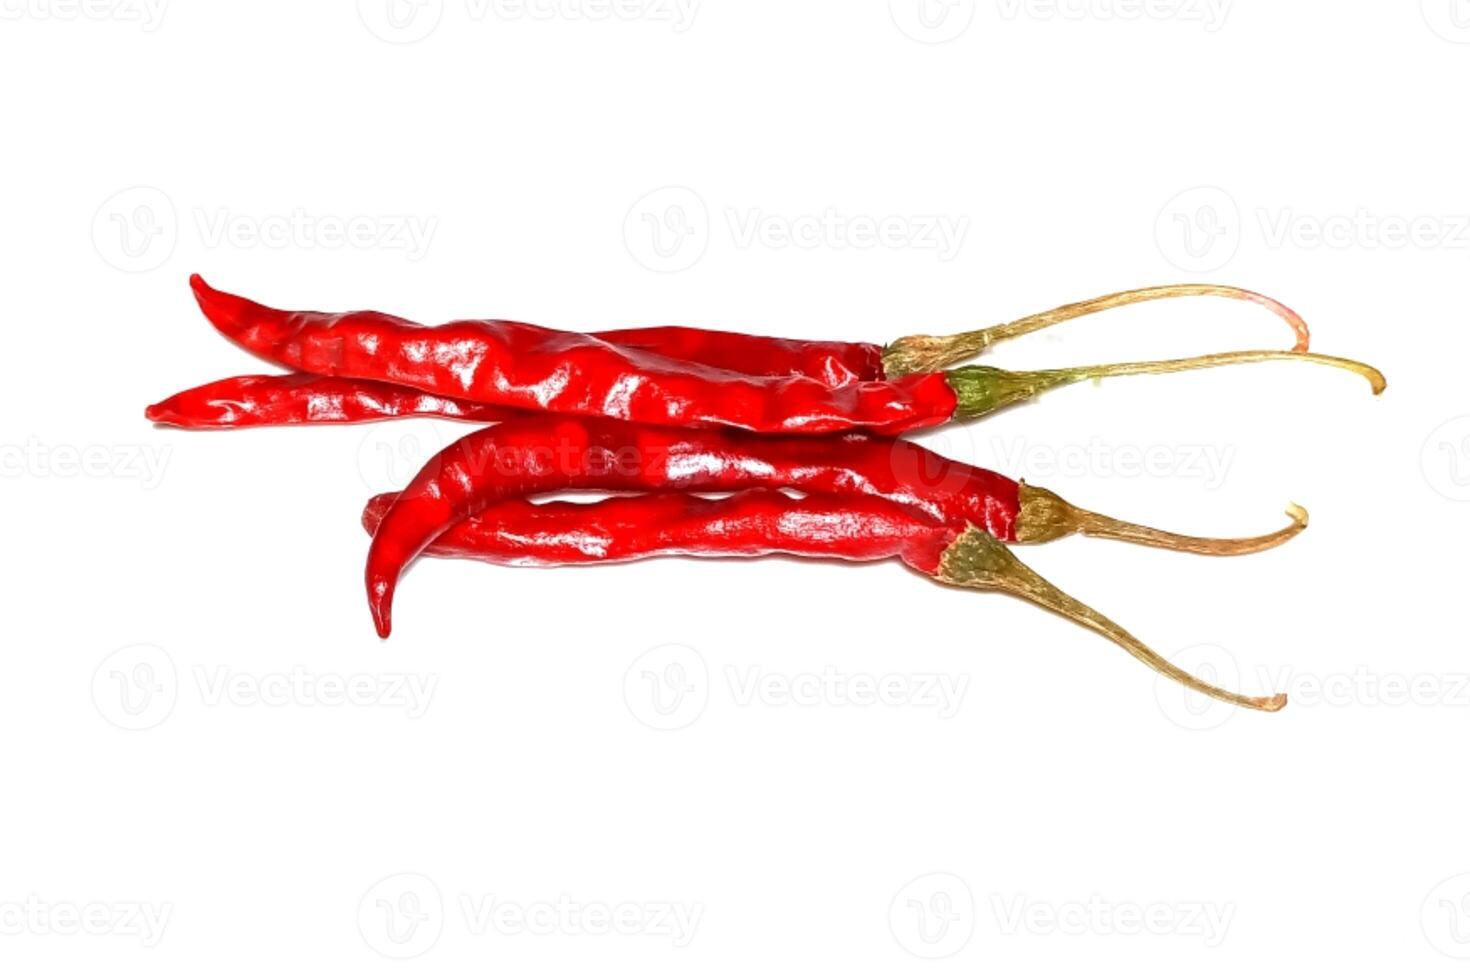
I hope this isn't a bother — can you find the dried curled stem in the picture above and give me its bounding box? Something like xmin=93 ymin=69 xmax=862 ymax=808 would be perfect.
xmin=947 ymin=349 xmax=1386 ymax=420
xmin=1014 ymin=484 xmax=1310 ymax=556
xmin=934 ymin=526 xmax=1288 ymax=712
xmin=882 ymin=284 xmax=1310 ymax=378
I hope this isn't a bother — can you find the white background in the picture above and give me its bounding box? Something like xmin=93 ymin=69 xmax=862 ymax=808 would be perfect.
xmin=1 ymin=1 xmax=1465 ymax=975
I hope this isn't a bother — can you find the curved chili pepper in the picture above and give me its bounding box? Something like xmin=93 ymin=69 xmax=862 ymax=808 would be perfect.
xmin=189 ymin=275 xmax=1312 ymax=383
xmin=193 ymin=276 xmax=1379 ymax=435
xmin=360 ymin=488 xmax=1288 ymax=712
xmin=145 ymin=373 xmax=521 ymax=428
xmin=363 ymin=416 xmax=1310 ymax=638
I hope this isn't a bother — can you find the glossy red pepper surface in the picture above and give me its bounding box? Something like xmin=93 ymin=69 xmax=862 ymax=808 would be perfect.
xmin=191 ymin=275 xmax=959 ymax=435
xmin=593 ymin=325 xmax=883 ymax=386
xmin=145 ymin=373 xmax=521 ymax=428
xmin=361 ymin=489 xmax=953 ymax=570
xmin=363 ymin=416 xmax=1020 ymax=635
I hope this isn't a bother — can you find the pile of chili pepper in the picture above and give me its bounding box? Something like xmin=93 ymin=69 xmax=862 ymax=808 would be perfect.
xmin=149 ymin=276 xmax=1386 ymax=712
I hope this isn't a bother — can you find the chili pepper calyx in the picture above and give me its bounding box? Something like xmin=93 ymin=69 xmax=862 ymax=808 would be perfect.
xmin=881 ymin=284 xmax=1312 ymax=378
xmin=1013 ymin=484 xmax=1311 ymax=556
xmin=944 ymin=365 xmax=1064 ymax=420
xmin=882 ymin=332 xmax=992 ymax=379
xmin=946 ymin=350 xmax=1386 ymax=420
xmin=934 ymin=525 xmax=1288 ymax=711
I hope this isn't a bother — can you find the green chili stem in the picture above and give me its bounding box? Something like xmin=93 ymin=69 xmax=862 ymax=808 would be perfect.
xmin=882 ymin=284 xmax=1310 ymax=378
xmin=1014 ymin=484 xmax=1311 ymax=556
xmin=948 ymin=349 xmax=1386 ymax=420
xmin=935 ymin=526 xmax=1287 ymax=712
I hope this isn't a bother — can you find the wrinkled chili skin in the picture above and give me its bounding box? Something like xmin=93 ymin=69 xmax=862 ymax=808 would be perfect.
xmin=362 ymin=489 xmax=953 ymax=570
xmin=595 ymin=326 xmax=884 ymax=386
xmin=145 ymin=373 xmax=521 ymax=428
xmin=192 ymin=275 xmax=956 ymax=435
xmin=189 ymin=275 xmax=884 ymax=385
xmin=364 ymin=415 xmax=1020 ymax=635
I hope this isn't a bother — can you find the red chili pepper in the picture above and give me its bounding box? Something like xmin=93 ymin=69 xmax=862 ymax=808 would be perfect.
xmin=145 ymin=373 xmax=522 ymax=428
xmin=360 ymin=488 xmax=1288 ymax=712
xmin=189 ymin=275 xmax=1311 ymax=382
xmin=362 ymin=415 xmax=1308 ymax=639
xmin=193 ymin=275 xmax=1373 ymax=435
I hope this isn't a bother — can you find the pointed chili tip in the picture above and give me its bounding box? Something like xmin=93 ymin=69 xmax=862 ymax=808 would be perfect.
xmin=189 ymin=272 xmax=255 ymax=340
xmin=368 ymin=576 xmax=394 ymax=638
xmin=144 ymin=400 xmax=173 ymax=424
xmin=1258 ymin=693 xmax=1288 ymax=712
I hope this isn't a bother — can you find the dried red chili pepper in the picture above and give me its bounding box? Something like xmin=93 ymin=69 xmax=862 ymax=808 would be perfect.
xmin=145 ymin=373 xmax=521 ymax=428
xmin=194 ymin=276 xmax=1372 ymax=435
xmin=189 ymin=274 xmax=1311 ymax=384
xmin=360 ymin=488 xmax=1288 ymax=712
xmin=362 ymin=415 xmax=1309 ymax=639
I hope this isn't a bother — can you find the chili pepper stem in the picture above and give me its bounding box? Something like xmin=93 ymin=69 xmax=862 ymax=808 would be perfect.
xmin=934 ymin=526 xmax=1287 ymax=712
xmin=946 ymin=349 xmax=1386 ymax=420
xmin=1013 ymin=484 xmax=1310 ymax=555
xmin=881 ymin=285 xmax=1311 ymax=378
